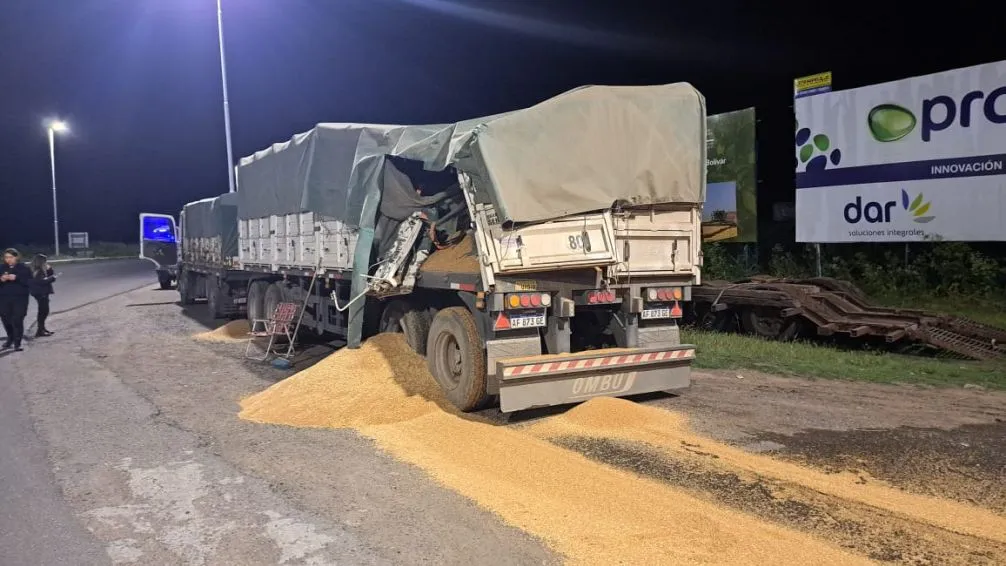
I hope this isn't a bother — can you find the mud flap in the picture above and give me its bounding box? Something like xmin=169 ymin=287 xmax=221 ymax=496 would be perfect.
xmin=495 ymin=345 xmax=695 ymax=413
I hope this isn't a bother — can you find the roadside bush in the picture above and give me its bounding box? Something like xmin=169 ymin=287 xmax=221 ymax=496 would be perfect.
xmin=705 ymin=241 xmax=1006 ymax=301
xmin=701 ymin=242 xmax=759 ymax=281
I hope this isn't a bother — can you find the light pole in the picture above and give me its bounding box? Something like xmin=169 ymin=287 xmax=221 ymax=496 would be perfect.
xmin=217 ymin=0 xmax=236 ymax=193
xmin=47 ymin=120 xmax=68 ymax=257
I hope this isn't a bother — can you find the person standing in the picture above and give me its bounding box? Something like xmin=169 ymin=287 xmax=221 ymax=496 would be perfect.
xmin=0 ymin=248 xmax=32 ymax=351
xmin=29 ymin=253 xmax=57 ymax=337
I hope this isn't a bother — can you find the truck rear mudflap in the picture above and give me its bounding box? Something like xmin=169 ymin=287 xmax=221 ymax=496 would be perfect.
xmin=495 ymin=345 xmax=695 ymax=413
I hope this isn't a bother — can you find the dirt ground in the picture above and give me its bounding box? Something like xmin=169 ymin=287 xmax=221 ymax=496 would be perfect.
xmin=13 ymin=284 xmax=1006 ymax=565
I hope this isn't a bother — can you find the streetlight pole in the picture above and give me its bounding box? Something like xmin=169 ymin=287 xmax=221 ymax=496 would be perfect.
xmin=216 ymin=0 xmax=236 ymax=193
xmin=47 ymin=121 xmax=68 ymax=256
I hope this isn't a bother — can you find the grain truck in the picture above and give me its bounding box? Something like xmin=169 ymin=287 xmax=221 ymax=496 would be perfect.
xmin=142 ymin=83 xmax=706 ymax=412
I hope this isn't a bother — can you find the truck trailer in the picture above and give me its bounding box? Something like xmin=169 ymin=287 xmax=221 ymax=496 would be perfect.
xmin=141 ymin=83 xmax=707 ymax=413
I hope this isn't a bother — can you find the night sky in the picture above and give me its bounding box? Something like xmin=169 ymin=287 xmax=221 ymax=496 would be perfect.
xmin=1 ymin=0 xmax=1003 ymax=247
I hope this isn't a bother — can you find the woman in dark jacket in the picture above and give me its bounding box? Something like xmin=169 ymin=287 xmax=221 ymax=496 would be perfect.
xmin=30 ymin=254 xmax=57 ymax=337
xmin=0 ymin=248 xmax=33 ymax=351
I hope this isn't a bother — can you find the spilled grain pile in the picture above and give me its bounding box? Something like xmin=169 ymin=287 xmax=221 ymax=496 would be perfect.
xmin=418 ymin=234 xmax=480 ymax=274
xmin=241 ymin=333 xmax=456 ymax=428
xmin=192 ymin=319 xmax=250 ymax=343
xmin=239 ymin=334 xmax=871 ymax=565
xmin=528 ymin=398 xmax=1006 ymax=564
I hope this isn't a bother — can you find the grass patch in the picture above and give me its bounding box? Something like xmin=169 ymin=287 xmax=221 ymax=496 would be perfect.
xmin=874 ymin=294 xmax=1006 ymax=329
xmin=681 ymin=329 xmax=1005 ymax=390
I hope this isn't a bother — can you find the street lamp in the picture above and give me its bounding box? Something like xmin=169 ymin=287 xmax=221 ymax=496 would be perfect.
xmin=47 ymin=120 xmax=69 ymax=257
xmin=216 ymin=0 xmax=235 ymax=193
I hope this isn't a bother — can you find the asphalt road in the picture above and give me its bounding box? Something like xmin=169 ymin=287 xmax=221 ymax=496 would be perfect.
xmin=0 ymin=259 xmax=155 ymax=566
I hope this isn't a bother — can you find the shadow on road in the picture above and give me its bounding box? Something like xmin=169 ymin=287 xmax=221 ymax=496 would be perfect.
xmin=178 ymin=303 xmax=222 ymax=331
xmin=125 ymin=301 xmax=181 ymax=308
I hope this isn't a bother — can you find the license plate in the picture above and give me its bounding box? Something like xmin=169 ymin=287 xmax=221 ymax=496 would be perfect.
xmin=641 ymin=307 xmax=671 ymax=320
xmin=510 ymin=312 xmax=546 ymax=329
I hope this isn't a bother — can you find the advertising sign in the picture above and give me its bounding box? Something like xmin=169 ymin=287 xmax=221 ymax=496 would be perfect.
xmin=704 ymin=107 xmax=757 ymax=243
xmin=794 ymin=72 xmax=832 ymax=99
xmin=67 ymin=232 xmax=89 ymax=249
xmin=795 ymin=60 xmax=1006 ymax=243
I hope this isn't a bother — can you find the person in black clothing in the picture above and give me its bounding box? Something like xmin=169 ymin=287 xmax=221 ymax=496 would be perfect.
xmin=29 ymin=253 xmax=57 ymax=337
xmin=0 ymin=248 xmax=32 ymax=351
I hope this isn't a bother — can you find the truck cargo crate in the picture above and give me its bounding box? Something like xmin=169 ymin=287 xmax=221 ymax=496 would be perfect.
xmin=297 ymin=234 xmax=319 ymax=265
xmin=612 ymin=208 xmax=700 ymax=277
xmin=247 ymin=218 xmax=260 ymax=239
xmin=480 ymin=212 xmax=617 ymax=273
xmin=299 ymin=212 xmax=315 ymax=236
xmin=285 ymin=214 xmax=299 ymax=238
xmin=320 ymin=220 xmax=356 ymax=270
xmin=270 ymin=214 xmax=286 ymax=237
xmin=283 ymin=236 xmax=297 ymax=264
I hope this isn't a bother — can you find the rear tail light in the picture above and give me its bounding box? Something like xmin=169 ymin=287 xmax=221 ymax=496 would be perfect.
xmin=505 ymin=293 xmax=551 ymax=310
xmin=647 ymin=287 xmax=683 ymax=303
xmin=585 ymin=290 xmax=617 ymax=304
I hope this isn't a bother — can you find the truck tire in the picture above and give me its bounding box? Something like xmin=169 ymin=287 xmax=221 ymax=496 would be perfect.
xmin=426 ymin=307 xmax=488 ymax=412
xmin=158 ymin=272 xmax=173 ymax=290
xmin=741 ymin=306 xmax=800 ymax=341
xmin=263 ymin=282 xmax=284 ymax=321
xmin=379 ymin=299 xmax=431 ymax=355
xmin=246 ymin=280 xmax=269 ymax=323
xmin=178 ymin=271 xmax=196 ymax=305
xmin=206 ymin=275 xmax=226 ymax=319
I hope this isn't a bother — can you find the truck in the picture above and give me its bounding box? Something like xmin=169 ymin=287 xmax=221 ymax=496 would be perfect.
xmin=141 ymin=82 xmax=707 ymax=413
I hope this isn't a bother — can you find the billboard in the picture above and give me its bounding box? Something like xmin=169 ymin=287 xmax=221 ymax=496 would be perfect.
xmin=704 ymin=107 xmax=757 ymax=243
xmin=795 ymin=60 xmax=1006 ymax=243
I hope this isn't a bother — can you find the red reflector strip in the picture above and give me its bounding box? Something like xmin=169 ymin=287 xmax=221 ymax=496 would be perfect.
xmin=501 ymin=349 xmax=694 ymax=377
xmin=449 ymin=282 xmax=477 ymax=292
xmin=671 ymin=301 xmax=682 ymax=317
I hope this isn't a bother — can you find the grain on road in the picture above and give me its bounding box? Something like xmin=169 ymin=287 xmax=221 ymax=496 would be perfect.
xmin=4 ymin=282 xmax=1005 ymax=565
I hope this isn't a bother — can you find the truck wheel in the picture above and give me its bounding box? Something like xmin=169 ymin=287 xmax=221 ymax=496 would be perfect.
xmin=379 ymin=299 xmax=431 ymax=355
xmin=158 ymin=272 xmax=173 ymax=290
xmin=247 ymin=281 xmax=269 ymax=323
xmin=263 ymin=282 xmax=284 ymax=320
xmin=741 ymin=307 xmax=800 ymax=341
xmin=178 ymin=271 xmax=196 ymax=305
xmin=206 ymin=276 xmax=226 ymax=319
xmin=426 ymin=307 xmax=488 ymax=412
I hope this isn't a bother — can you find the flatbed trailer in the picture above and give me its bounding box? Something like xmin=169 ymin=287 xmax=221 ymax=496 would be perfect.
xmin=692 ymin=277 xmax=1006 ymax=360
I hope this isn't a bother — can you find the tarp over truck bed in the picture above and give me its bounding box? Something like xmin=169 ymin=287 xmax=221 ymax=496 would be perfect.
xmin=181 ymin=192 xmax=239 ymax=266
xmin=235 ymin=82 xmax=706 ymax=225
xmin=235 ymin=82 xmax=706 ymax=347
